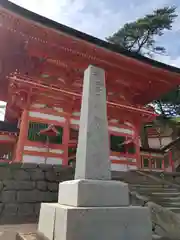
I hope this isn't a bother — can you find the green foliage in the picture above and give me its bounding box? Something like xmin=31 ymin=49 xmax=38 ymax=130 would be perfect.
xmin=107 ymin=6 xmax=177 ymax=56
xmin=108 ymin=6 xmax=179 ymax=117
xmin=158 ymin=87 xmax=180 ymax=116
xmin=107 ymin=6 xmax=179 ymax=147
xmin=153 ymin=89 xmax=180 ymax=117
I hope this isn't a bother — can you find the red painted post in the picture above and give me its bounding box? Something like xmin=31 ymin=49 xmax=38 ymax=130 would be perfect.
xmin=162 ymin=159 xmax=165 ymax=171
xmin=15 ymin=109 xmax=29 ymax=162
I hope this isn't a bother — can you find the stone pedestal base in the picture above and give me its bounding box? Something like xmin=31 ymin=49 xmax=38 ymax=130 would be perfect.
xmin=38 ymin=180 xmax=152 ymax=240
xmin=38 ymin=203 xmax=152 ymax=240
xmin=58 ymin=179 xmax=129 ymax=207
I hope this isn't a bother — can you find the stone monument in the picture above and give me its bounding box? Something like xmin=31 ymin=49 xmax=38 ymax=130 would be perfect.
xmin=38 ymin=65 xmax=152 ymax=240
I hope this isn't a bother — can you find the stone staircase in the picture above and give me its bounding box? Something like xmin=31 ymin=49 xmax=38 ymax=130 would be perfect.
xmin=112 ymin=170 xmax=180 ymax=213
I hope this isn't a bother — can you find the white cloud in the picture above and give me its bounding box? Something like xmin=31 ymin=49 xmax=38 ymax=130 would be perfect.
xmin=11 ymin=0 xmax=173 ymax=37
xmin=156 ymin=55 xmax=180 ymax=67
xmin=10 ymin=0 xmax=180 ymax=67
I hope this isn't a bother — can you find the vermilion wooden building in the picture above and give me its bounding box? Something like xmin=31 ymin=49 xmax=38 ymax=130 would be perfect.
xmin=0 ymin=0 xmax=180 ymax=172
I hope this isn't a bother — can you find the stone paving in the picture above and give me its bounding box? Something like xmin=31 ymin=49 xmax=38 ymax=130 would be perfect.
xmin=0 ymin=224 xmax=37 ymax=240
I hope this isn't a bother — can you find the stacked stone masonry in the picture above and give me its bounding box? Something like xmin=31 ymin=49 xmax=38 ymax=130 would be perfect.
xmin=0 ymin=163 xmax=74 ymax=224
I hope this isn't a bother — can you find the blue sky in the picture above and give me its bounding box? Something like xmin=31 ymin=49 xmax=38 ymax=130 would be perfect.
xmin=0 ymin=0 xmax=180 ymax=120
xmin=9 ymin=0 xmax=180 ymax=66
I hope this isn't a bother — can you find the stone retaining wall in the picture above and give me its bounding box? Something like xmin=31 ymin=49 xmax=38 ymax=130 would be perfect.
xmin=0 ymin=163 xmax=74 ymax=224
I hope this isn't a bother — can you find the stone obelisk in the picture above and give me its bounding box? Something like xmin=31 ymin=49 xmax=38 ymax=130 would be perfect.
xmin=38 ymin=65 xmax=152 ymax=240
xmin=75 ymin=65 xmax=111 ymax=180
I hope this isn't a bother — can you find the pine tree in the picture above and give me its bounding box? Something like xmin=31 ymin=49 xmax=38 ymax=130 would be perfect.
xmin=107 ymin=6 xmax=179 ymax=148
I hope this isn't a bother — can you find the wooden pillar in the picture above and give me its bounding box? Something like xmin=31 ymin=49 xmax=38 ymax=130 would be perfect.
xmin=62 ymin=114 xmax=70 ymax=166
xmin=62 ymin=101 xmax=74 ymax=166
xmin=15 ymin=109 xmax=29 ymax=162
xmin=149 ymin=153 xmax=152 ymax=170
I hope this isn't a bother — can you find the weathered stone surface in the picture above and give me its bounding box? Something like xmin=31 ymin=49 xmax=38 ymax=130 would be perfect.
xmin=45 ymin=204 xmax=151 ymax=240
xmin=45 ymin=192 xmax=58 ymax=202
xmin=53 ymin=165 xmax=64 ymax=172
xmin=0 ymin=163 xmax=75 ymax=224
xmin=13 ymin=170 xmax=30 ymax=180
xmin=0 ymin=168 xmax=12 ymax=180
xmin=1 ymin=191 xmax=16 ymax=203
xmin=21 ymin=163 xmax=38 ymax=169
xmin=47 ymin=182 xmax=58 ymax=192
xmin=8 ymin=163 xmax=22 ymax=169
xmin=17 ymin=190 xmax=57 ymax=203
xmin=75 ymin=65 xmax=111 ymax=180
xmin=58 ymin=179 xmax=129 ymax=207
xmin=0 ymin=182 xmax=3 ymax=192
xmin=34 ymin=203 xmax=41 ymax=216
xmin=30 ymin=169 xmax=45 ymax=181
xmin=0 ymin=203 xmax=3 ymax=214
xmin=147 ymin=201 xmax=180 ymax=239
xmin=45 ymin=171 xmax=57 ymax=182
xmin=3 ymin=204 xmax=18 ymax=216
xmin=38 ymin=203 xmax=57 ymax=240
xmin=17 ymin=190 xmax=44 ymax=203
xmin=18 ymin=203 xmax=34 ymax=216
xmin=39 ymin=164 xmax=53 ymax=170
xmin=36 ymin=181 xmax=47 ymax=191
xmin=3 ymin=180 xmax=35 ymax=190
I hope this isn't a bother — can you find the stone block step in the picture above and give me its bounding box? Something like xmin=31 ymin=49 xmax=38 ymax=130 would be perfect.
xmin=130 ymin=188 xmax=177 ymax=193
xmin=130 ymin=184 xmax=173 ymax=188
xmin=166 ymin=207 xmax=180 ymax=213
xmin=148 ymin=196 xmax=180 ymax=202
xmin=141 ymin=192 xmax=180 ymax=198
xmin=149 ymin=192 xmax=180 ymax=197
xmin=153 ymin=202 xmax=180 ymax=208
xmin=16 ymin=233 xmax=37 ymax=240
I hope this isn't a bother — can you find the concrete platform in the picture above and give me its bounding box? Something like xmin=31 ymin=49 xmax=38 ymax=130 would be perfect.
xmin=38 ymin=203 xmax=152 ymax=240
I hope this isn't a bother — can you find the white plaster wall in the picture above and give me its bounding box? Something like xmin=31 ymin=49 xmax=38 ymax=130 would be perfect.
xmin=111 ymin=163 xmax=137 ymax=171
xmin=108 ymin=126 xmax=134 ymax=135
xmin=148 ymin=137 xmax=172 ymax=149
xmin=72 ymin=112 xmax=81 ymax=116
xmin=22 ymin=155 xmax=62 ymax=164
xmin=161 ymin=137 xmax=172 ymax=146
xmin=140 ymin=151 xmax=163 ymax=158
xmin=29 ymin=111 xmax=66 ymax=123
xmin=24 ymin=146 xmax=64 ymax=154
xmin=70 ymin=119 xmax=80 ymax=125
xmin=46 ymin=157 xmax=63 ymax=165
xmin=110 ymin=156 xmax=136 ymax=163
xmin=165 ymin=166 xmax=173 ymax=172
xmin=148 ymin=138 xmax=161 ymax=149
xmin=22 ymin=155 xmax=45 ymax=164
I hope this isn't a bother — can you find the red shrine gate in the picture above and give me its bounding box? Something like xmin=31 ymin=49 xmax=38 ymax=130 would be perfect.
xmin=0 ymin=1 xmax=179 ymax=172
